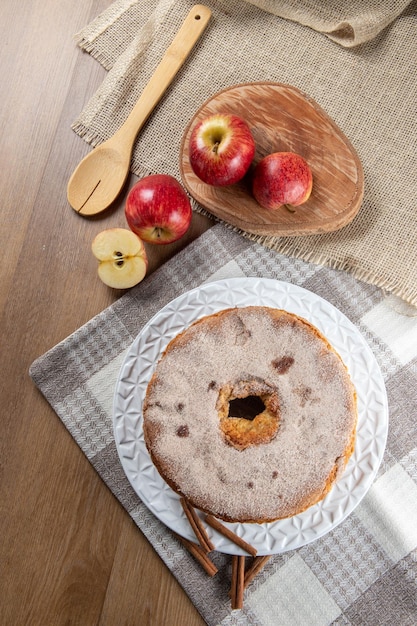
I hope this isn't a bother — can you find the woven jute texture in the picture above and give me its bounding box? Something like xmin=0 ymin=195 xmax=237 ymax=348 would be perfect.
xmin=72 ymin=0 xmax=417 ymax=306
xmin=244 ymin=0 xmax=413 ymax=46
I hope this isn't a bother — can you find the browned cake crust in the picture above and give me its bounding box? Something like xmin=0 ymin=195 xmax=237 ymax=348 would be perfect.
xmin=143 ymin=306 xmax=357 ymax=523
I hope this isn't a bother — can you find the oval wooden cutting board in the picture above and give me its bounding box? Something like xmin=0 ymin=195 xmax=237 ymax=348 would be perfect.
xmin=179 ymin=83 xmax=364 ymax=237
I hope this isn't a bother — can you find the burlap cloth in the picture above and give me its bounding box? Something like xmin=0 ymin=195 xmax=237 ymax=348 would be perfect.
xmin=30 ymin=224 xmax=417 ymax=625
xmin=72 ymin=0 xmax=417 ymax=307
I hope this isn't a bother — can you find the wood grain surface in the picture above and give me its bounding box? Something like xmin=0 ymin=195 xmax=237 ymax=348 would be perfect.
xmin=0 ymin=1 xmax=211 ymax=624
xmin=180 ymin=83 xmax=364 ymax=236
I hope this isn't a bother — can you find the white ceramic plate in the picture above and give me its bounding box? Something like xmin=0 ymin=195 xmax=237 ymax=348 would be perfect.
xmin=113 ymin=278 xmax=388 ymax=555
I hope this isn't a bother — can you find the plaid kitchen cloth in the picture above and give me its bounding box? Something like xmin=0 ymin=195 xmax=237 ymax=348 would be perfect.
xmin=30 ymin=223 xmax=417 ymax=625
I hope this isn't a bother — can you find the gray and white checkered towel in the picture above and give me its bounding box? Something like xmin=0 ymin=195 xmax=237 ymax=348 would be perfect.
xmin=30 ymin=224 xmax=417 ymax=626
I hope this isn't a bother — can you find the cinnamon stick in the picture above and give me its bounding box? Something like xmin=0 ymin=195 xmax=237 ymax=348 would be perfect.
xmin=244 ymin=555 xmax=272 ymax=588
xmin=230 ymin=554 xmax=238 ymax=606
xmin=204 ymin=514 xmax=257 ymax=556
xmin=173 ymin=532 xmax=218 ymax=577
xmin=180 ymin=498 xmax=215 ymax=552
xmin=230 ymin=555 xmax=246 ymax=610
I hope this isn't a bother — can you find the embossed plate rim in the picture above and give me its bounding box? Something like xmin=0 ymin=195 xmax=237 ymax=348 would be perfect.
xmin=113 ymin=278 xmax=388 ymax=555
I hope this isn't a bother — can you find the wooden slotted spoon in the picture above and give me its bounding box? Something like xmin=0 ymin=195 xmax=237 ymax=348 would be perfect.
xmin=67 ymin=5 xmax=211 ymax=216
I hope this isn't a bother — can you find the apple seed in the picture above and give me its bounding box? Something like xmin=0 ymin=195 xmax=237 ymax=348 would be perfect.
xmin=91 ymin=228 xmax=148 ymax=289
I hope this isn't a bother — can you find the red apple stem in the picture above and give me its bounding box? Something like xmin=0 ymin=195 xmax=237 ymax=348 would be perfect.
xmin=284 ymin=204 xmax=296 ymax=213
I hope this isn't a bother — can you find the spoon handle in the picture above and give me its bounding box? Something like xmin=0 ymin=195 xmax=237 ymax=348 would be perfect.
xmin=114 ymin=5 xmax=211 ymax=149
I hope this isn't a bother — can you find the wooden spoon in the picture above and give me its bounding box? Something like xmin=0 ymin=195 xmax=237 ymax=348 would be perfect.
xmin=67 ymin=5 xmax=211 ymax=216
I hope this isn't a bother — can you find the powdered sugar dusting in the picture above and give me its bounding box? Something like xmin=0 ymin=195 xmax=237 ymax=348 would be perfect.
xmin=143 ymin=307 xmax=357 ymax=522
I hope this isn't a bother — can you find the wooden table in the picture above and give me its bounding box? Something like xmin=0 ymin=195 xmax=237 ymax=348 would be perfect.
xmin=1 ymin=1 xmax=212 ymax=623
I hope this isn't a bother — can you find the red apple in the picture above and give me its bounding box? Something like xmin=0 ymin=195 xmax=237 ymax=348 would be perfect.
xmin=252 ymin=152 xmax=313 ymax=210
xmin=125 ymin=174 xmax=192 ymax=244
xmin=189 ymin=113 xmax=255 ymax=186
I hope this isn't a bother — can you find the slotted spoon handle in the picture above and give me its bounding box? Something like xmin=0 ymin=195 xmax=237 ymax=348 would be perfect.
xmin=113 ymin=4 xmax=212 ymax=149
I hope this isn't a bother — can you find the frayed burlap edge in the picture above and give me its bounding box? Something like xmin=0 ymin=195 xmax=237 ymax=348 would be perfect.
xmin=191 ymin=201 xmax=417 ymax=308
xmin=74 ymin=0 xmax=138 ymax=68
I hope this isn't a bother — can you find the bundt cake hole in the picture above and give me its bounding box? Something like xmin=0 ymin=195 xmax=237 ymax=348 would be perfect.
xmin=228 ymin=395 xmax=266 ymax=420
xmin=216 ymin=379 xmax=280 ymax=450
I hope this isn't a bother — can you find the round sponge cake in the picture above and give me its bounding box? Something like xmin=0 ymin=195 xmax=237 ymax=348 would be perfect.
xmin=143 ymin=306 xmax=357 ymax=523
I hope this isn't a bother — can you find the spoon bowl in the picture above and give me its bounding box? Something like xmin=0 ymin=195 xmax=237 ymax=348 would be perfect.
xmin=68 ymin=144 xmax=131 ymax=214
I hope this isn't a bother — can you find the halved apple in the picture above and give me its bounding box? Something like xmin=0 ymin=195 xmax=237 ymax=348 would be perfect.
xmin=91 ymin=228 xmax=148 ymax=289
